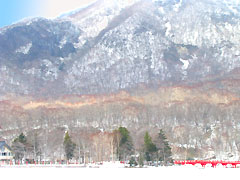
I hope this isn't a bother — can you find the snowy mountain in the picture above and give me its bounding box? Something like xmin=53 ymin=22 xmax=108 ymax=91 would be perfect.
xmin=0 ymin=0 xmax=240 ymax=96
xmin=1 ymin=0 xmax=240 ymax=160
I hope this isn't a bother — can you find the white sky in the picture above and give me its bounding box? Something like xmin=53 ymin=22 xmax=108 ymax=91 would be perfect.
xmin=43 ymin=0 xmax=97 ymax=18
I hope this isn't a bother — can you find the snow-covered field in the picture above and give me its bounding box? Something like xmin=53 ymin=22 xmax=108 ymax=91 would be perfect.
xmin=1 ymin=164 xmax=240 ymax=180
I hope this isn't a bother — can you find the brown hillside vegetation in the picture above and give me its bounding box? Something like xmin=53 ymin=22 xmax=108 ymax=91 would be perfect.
xmin=1 ymin=82 xmax=240 ymax=160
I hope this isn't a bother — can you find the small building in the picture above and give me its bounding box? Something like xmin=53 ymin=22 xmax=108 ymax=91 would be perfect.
xmin=0 ymin=139 xmax=13 ymax=161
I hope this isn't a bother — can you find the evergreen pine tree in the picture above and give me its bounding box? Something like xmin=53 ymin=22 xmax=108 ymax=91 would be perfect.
xmin=138 ymin=152 xmax=144 ymax=167
xmin=12 ymin=133 xmax=28 ymax=161
xmin=114 ymin=127 xmax=134 ymax=161
xmin=63 ymin=131 xmax=76 ymax=161
xmin=18 ymin=133 xmax=27 ymax=144
xmin=144 ymin=132 xmax=157 ymax=162
xmin=157 ymin=129 xmax=172 ymax=164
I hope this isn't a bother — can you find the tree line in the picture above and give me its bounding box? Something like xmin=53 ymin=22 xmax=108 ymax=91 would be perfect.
xmin=11 ymin=127 xmax=172 ymax=166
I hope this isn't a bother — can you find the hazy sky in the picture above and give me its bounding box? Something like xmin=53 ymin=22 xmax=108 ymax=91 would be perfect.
xmin=0 ymin=0 xmax=96 ymax=28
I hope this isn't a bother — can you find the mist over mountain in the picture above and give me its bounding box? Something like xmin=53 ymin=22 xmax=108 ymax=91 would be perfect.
xmin=1 ymin=0 xmax=240 ymax=160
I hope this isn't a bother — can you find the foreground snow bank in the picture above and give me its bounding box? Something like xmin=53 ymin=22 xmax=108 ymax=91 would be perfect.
xmin=1 ymin=165 xmax=240 ymax=180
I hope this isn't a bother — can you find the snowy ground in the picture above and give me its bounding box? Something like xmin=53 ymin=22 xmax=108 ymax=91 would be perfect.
xmin=1 ymin=164 xmax=240 ymax=180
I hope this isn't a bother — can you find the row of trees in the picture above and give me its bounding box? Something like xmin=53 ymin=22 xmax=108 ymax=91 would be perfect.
xmin=11 ymin=127 xmax=172 ymax=166
xmin=63 ymin=127 xmax=172 ymax=166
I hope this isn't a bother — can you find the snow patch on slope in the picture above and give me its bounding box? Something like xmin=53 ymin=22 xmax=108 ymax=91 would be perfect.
xmin=223 ymin=0 xmax=240 ymax=14
xmin=165 ymin=22 xmax=171 ymax=36
xmin=59 ymin=37 xmax=67 ymax=49
xmin=180 ymin=59 xmax=189 ymax=70
xmin=16 ymin=43 xmax=32 ymax=54
xmin=174 ymin=0 xmax=183 ymax=12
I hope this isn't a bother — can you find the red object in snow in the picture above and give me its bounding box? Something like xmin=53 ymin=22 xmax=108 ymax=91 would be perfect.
xmin=174 ymin=160 xmax=240 ymax=168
